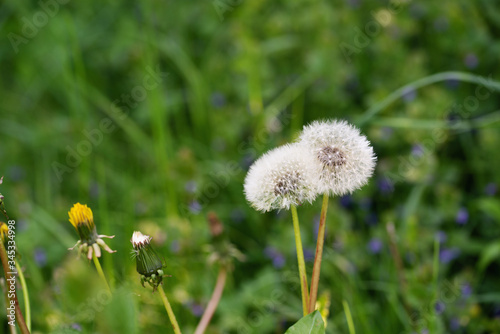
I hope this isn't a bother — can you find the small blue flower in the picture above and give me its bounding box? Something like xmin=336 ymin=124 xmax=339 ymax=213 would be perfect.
xmin=455 ymin=208 xmax=468 ymax=225
xmin=34 ymin=247 xmax=47 ymax=267
xmin=264 ymin=247 xmax=285 ymax=269
xmin=71 ymin=323 xmax=82 ymax=331
xmin=189 ymin=200 xmax=202 ymax=214
xmin=367 ymin=238 xmax=383 ymax=254
xmin=340 ymin=195 xmax=353 ymax=208
xmin=187 ymin=301 xmax=204 ymax=317
xmin=303 ymin=248 xmax=315 ymax=262
xmin=440 ymin=248 xmax=460 ymax=264
xmin=170 ymin=240 xmax=180 ymax=254
xmin=449 ymin=317 xmax=460 ymax=331
xmin=411 ymin=144 xmax=425 ymax=157
xmin=435 ymin=231 xmax=447 ymax=244
xmin=402 ymin=88 xmax=417 ymax=103
xmin=184 ymin=180 xmax=197 ymax=194
xmin=485 ymin=183 xmax=497 ymax=196
xmin=464 ymin=53 xmax=479 ymax=69
xmin=461 ymin=283 xmax=472 ymax=299
xmin=210 ymin=92 xmax=226 ymax=108
xmin=378 ymin=178 xmax=394 ymax=195
xmin=435 ymin=301 xmax=445 ymax=314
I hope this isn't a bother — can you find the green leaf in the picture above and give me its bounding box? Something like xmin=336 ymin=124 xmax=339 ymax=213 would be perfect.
xmin=285 ymin=311 xmax=325 ymax=334
xmin=476 ymin=198 xmax=500 ymax=223
xmin=479 ymin=241 xmax=500 ymax=271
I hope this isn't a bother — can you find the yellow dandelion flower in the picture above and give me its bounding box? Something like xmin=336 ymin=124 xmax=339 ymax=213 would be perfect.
xmin=68 ymin=203 xmax=116 ymax=260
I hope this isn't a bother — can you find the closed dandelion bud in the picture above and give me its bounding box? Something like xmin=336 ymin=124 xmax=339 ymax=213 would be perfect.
xmin=68 ymin=203 xmax=116 ymax=260
xmin=298 ymin=120 xmax=376 ymax=196
xmin=131 ymin=231 xmax=165 ymax=291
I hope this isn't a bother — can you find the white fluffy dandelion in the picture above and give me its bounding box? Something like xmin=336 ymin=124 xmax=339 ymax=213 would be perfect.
xmin=298 ymin=119 xmax=376 ymax=196
xmin=244 ymin=144 xmax=320 ymax=212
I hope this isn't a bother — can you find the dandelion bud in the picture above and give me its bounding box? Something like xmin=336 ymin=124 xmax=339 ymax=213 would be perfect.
xmin=298 ymin=120 xmax=376 ymax=196
xmin=68 ymin=203 xmax=116 ymax=260
xmin=131 ymin=231 xmax=165 ymax=291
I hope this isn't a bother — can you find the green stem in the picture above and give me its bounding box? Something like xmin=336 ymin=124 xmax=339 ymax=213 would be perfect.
xmin=92 ymin=253 xmax=111 ymax=293
xmin=291 ymin=205 xmax=309 ymax=316
xmin=343 ymin=300 xmax=356 ymax=334
xmin=308 ymin=193 xmax=329 ymax=313
xmin=158 ymin=285 xmax=182 ymax=334
xmin=15 ymin=260 xmax=30 ymax=332
xmin=0 ymin=241 xmax=30 ymax=334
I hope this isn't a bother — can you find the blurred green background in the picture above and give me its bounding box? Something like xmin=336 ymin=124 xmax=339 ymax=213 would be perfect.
xmin=1 ymin=0 xmax=500 ymax=333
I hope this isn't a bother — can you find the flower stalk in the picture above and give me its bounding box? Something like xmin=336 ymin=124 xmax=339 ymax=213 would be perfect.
xmin=158 ymin=285 xmax=182 ymax=334
xmin=92 ymin=252 xmax=111 ymax=293
xmin=308 ymin=193 xmax=329 ymax=313
xmin=15 ymin=259 xmax=31 ymax=332
xmin=194 ymin=266 xmax=227 ymax=334
xmin=0 ymin=240 xmax=30 ymax=334
xmin=291 ymin=205 xmax=309 ymax=316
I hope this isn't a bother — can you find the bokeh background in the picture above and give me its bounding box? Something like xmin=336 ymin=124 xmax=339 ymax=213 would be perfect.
xmin=1 ymin=0 xmax=500 ymax=333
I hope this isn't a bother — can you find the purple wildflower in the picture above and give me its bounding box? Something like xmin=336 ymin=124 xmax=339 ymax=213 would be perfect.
xmin=402 ymin=88 xmax=417 ymax=103
xmin=170 ymin=240 xmax=180 ymax=254
xmin=303 ymin=248 xmax=315 ymax=262
xmin=189 ymin=200 xmax=202 ymax=214
xmin=440 ymin=248 xmax=460 ymax=264
xmin=378 ymin=178 xmax=394 ymax=195
xmin=455 ymin=207 xmax=468 ymax=225
xmin=485 ymin=183 xmax=497 ymax=196
xmin=34 ymin=247 xmax=47 ymax=267
xmin=367 ymin=238 xmax=383 ymax=254
xmin=449 ymin=317 xmax=460 ymax=331
xmin=464 ymin=53 xmax=479 ymax=69
xmin=264 ymin=247 xmax=285 ymax=269
xmin=436 ymin=231 xmax=447 ymax=244
xmin=461 ymin=283 xmax=472 ymax=299
xmin=340 ymin=195 xmax=353 ymax=208
xmin=435 ymin=301 xmax=445 ymax=314
xmin=210 ymin=92 xmax=226 ymax=108
xmin=411 ymin=144 xmax=425 ymax=157
xmin=184 ymin=181 xmax=197 ymax=194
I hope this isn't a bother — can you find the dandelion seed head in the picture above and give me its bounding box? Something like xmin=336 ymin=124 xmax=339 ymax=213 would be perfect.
xmin=298 ymin=120 xmax=376 ymax=196
xmin=244 ymin=144 xmax=320 ymax=212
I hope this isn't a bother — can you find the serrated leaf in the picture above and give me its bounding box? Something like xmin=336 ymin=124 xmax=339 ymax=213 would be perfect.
xmin=285 ymin=311 xmax=325 ymax=334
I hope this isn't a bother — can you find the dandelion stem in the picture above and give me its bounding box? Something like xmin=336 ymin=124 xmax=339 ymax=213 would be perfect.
xmin=92 ymin=253 xmax=111 ymax=293
xmin=343 ymin=300 xmax=356 ymax=334
xmin=15 ymin=260 xmax=31 ymax=332
xmin=0 ymin=241 xmax=30 ymax=334
xmin=194 ymin=266 xmax=227 ymax=334
xmin=291 ymin=204 xmax=309 ymax=316
xmin=158 ymin=285 xmax=182 ymax=334
xmin=308 ymin=193 xmax=329 ymax=313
